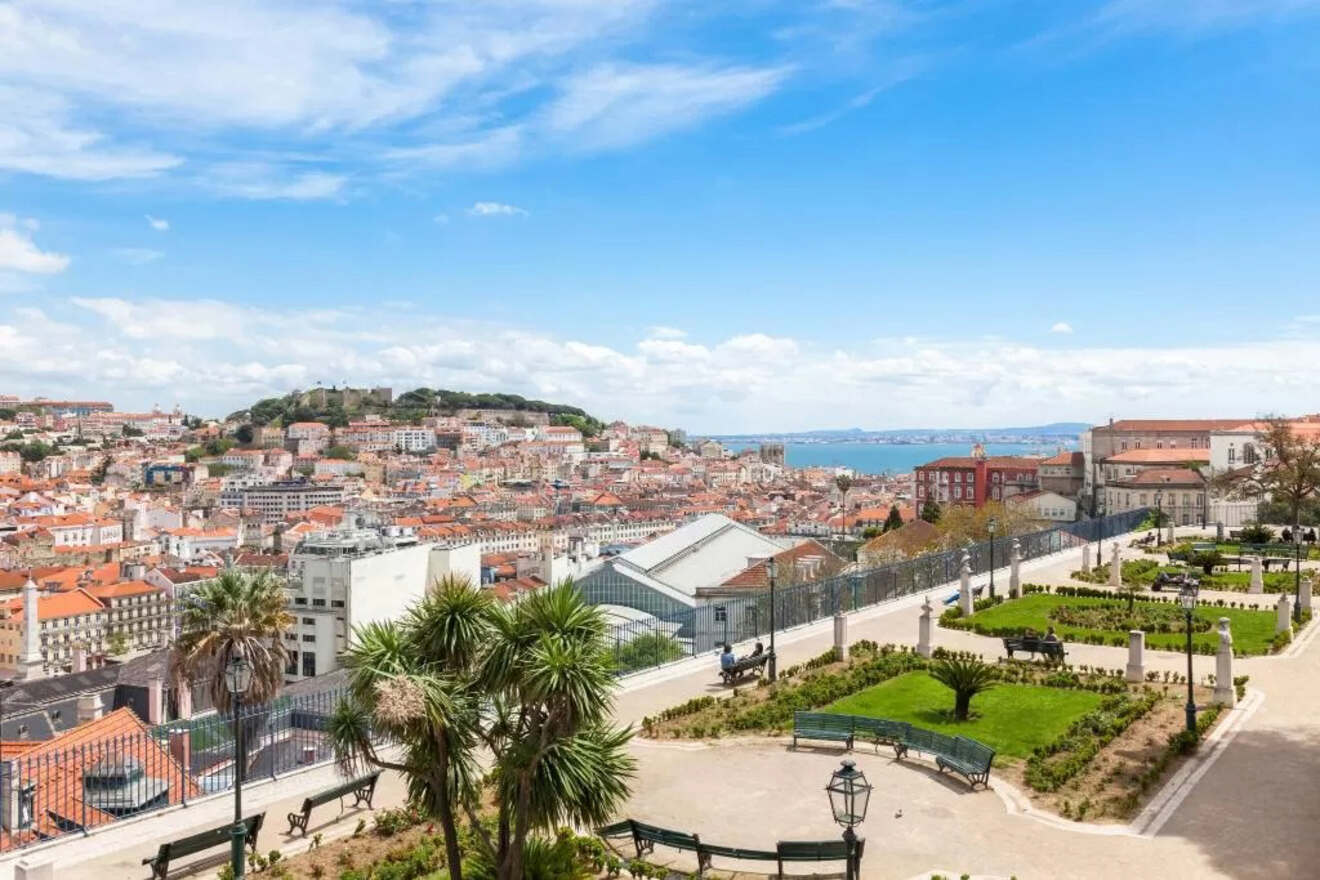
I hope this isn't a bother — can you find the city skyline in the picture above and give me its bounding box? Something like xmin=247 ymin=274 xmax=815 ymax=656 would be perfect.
xmin=3 ymin=1 xmax=1319 ymax=430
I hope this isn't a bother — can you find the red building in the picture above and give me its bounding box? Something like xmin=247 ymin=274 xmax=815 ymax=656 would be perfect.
xmin=913 ymin=445 xmax=1041 ymax=508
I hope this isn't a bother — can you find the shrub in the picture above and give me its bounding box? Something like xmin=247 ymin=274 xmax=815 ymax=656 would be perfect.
xmin=1024 ymin=691 xmax=1160 ymax=791
xmin=1239 ymin=523 xmax=1274 ymax=544
xmin=928 ymin=656 xmax=998 ymax=721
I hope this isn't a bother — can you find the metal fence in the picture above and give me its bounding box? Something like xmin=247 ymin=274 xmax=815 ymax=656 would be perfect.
xmin=608 ymin=508 xmax=1151 ymax=674
xmin=0 ymin=687 xmax=343 ymax=854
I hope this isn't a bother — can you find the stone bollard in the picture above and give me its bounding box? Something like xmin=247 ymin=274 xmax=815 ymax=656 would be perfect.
xmin=959 ymin=557 xmax=974 ymax=617
xmin=14 ymin=861 xmax=55 ymax=880
xmin=1300 ymin=575 xmax=1314 ymax=617
xmin=1276 ymin=593 xmax=1293 ymax=635
xmin=1081 ymin=543 xmax=1091 ymax=574
xmin=1109 ymin=544 xmax=1122 ymax=587
xmin=1249 ymin=556 xmax=1264 ymax=594
xmin=833 ymin=612 xmax=848 ymax=662
xmin=1213 ymin=618 xmax=1236 ymax=707
xmin=1125 ymin=630 xmax=1146 ymax=683
xmin=1009 ymin=539 xmax=1022 ymax=599
xmin=917 ymin=596 xmax=933 ymax=658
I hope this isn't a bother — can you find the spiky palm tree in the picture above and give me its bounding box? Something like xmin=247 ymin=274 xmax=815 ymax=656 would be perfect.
xmin=328 ymin=575 xmax=634 ymax=880
xmin=835 ymin=473 xmax=854 ymax=535
xmin=174 ymin=568 xmax=293 ymax=714
xmin=929 ymin=656 xmax=998 ymax=721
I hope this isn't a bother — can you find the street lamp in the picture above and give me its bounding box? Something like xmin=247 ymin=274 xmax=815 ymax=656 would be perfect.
xmin=1178 ymin=583 xmax=1198 ymax=733
xmin=766 ymin=557 xmax=778 ymax=683
xmin=987 ymin=516 xmax=998 ymax=600
xmin=826 ymin=759 xmax=872 ymax=880
xmin=1153 ymin=490 xmax=1163 ymax=546
xmin=224 ymin=654 xmax=254 ymax=878
xmin=1293 ymin=522 xmax=1304 ymax=624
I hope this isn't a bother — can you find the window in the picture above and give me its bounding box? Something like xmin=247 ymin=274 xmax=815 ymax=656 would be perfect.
xmin=312 ymin=599 xmax=325 ymax=607
xmin=331 ymin=600 xmax=345 ymax=608
xmin=954 ymin=486 xmax=962 ymax=499
xmin=302 ymin=634 xmax=315 ymax=642
xmin=301 ymin=617 xmax=315 ymax=625
xmin=1228 ymin=446 xmax=1236 ymax=463
xmin=302 ymin=652 xmax=316 ymax=677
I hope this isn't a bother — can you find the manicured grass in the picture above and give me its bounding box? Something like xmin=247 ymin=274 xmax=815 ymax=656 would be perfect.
xmin=825 ymin=671 xmax=1102 ymax=759
xmin=957 ymin=593 xmax=1281 ymax=655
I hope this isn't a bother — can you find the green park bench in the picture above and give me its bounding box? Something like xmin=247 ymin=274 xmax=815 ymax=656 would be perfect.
xmin=598 ymin=819 xmax=861 ymax=877
xmin=142 ymin=813 xmax=264 ymax=880
xmin=720 ymin=653 xmax=769 ymax=686
xmin=1002 ymin=635 xmax=1066 ymax=662
xmin=936 ymin=736 xmax=996 ymax=789
xmin=777 ymin=838 xmax=864 ymax=878
xmin=852 ymin=716 xmax=911 ymax=751
xmin=286 ymin=770 xmax=382 ymax=835
xmin=791 ymin=712 xmax=855 ymax=749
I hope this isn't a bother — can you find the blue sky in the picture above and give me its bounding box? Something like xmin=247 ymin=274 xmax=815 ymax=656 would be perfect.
xmin=2 ymin=0 xmax=1319 ymax=431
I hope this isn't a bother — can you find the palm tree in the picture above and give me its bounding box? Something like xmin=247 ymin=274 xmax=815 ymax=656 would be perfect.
xmin=174 ymin=568 xmax=293 ymax=715
xmin=929 ymin=656 xmax=998 ymax=721
xmin=835 ymin=474 xmax=854 ymax=535
xmin=328 ymin=576 xmax=634 ymax=880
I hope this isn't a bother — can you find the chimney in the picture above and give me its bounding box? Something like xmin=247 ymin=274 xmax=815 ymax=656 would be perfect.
xmin=147 ymin=678 xmax=164 ymax=725
xmin=272 ymin=523 xmax=284 ymax=555
xmin=168 ymin=728 xmax=192 ymax=778
xmin=72 ymin=645 xmax=86 ymax=673
xmin=76 ymin=691 xmax=104 ymax=724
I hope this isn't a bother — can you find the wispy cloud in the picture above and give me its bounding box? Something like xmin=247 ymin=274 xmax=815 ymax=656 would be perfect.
xmin=0 ymin=215 xmax=69 ymax=274
xmin=145 ymin=215 xmax=170 ymax=232
xmin=647 ymin=325 xmax=687 ymax=339
xmin=779 ymin=56 xmax=931 ymax=135
xmin=1050 ymin=322 xmax=1074 ymax=334
xmin=204 ymin=165 xmax=347 ymax=201
xmin=468 ymin=201 xmax=528 ymax=217
xmin=109 ymin=247 xmax=165 ymax=265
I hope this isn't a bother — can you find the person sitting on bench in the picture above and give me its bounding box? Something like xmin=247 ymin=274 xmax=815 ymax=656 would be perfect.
xmin=1044 ymin=627 xmax=1059 ymax=643
xmin=749 ymin=641 xmax=764 ymax=659
xmin=720 ymin=644 xmax=736 ymax=672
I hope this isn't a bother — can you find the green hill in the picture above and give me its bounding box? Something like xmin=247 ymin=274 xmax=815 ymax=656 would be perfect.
xmin=229 ymin=387 xmax=605 ymax=437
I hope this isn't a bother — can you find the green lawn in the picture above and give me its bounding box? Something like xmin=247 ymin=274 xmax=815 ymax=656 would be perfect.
xmin=956 ymin=593 xmax=1281 ymax=655
xmin=825 ymin=671 xmax=1102 ymax=759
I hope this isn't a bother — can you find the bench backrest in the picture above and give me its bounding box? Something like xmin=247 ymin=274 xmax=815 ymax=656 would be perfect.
xmin=777 ymin=840 xmax=851 ymax=861
xmin=166 ymin=813 xmax=263 ymax=859
xmin=953 ymin=736 xmax=995 ymax=769
xmin=852 ymin=717 xmax=910 ymax=741
xmin=700 ymin=843 xmax=778 ymax=861
xmin=794 ymin=712 xmax=853 ymax=732
xmin=903 ymin=725 xmax=952 ymax=755
xmin=308 ymin=772 xmax=379 ymax=808
xmin=633 ymin=821 xmax=700 ymax=851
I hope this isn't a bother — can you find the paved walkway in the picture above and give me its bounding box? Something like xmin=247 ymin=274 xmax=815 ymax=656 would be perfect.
xmin=13 ymin=532 xmax=1320 ymax=879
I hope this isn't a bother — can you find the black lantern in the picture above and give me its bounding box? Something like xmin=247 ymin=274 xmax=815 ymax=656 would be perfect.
xmin=1178 ymin=582 xmax=1198 ymax=733
xmin=987 ymin=516 xmax=998 ymax=599
xmin=826 ymin=759 xmax=871 ymax=880
xmin=225 ymin=653 xmax=253 ymax=878
xmin=765 ymin=557 xmax=778 ymax=682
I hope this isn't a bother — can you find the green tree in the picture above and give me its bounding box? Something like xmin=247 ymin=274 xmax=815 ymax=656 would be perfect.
xmin=613 ymin=632 xmax=684 ymax=672
xmin=835 ymin=474 xmax=854 ymax=533
xmin=122 ymin=425 xmax=144 ymax=438
xmin=325 ymin=444 xmax=355 ymax=460
xmin=234 ymin=423 xmax=255 ymax=445
xmin=174 ymin=571 xmax=293 ymax=778
xmin=920 ymin=499 xmax=942 ymax=524
xmin=884 ymin=504 xmax=904 ymax=533
xmin=929 ymin=656 xmax=998 ymax=721
xmin=327 ymin=578 xmax=634 ymax=880
xmin=1217 ymin=416 xmax=1320 ymax=532
xmin=106 ymin=630 xmax=130 ymax=655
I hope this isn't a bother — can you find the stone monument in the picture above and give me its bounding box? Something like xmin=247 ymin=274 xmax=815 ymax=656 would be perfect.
xmin=1249 ymin=556 xmax=1264 ymax=595
xmin=1212 ymin=618 xmax=1236 ymax=707
xmin=1275 ymin=593 xmax=1293 ymax=635
xmin=1009 ymin=538 xmax=1022 ymax=599
xmin=917 ymin=596 xmax=933 ymax=658
xmin=1109 ymin=544 xmax=1122 ymax=588
xmin=1125 ymin=630 xmax=1146 ymax=683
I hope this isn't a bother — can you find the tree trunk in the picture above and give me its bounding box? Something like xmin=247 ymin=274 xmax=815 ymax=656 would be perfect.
xmin=434 ymin=738 xmax=464 ymax=880
xmin=954 ymin=691 xmax=971 ymax=721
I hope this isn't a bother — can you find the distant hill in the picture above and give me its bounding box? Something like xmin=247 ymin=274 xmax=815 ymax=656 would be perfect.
xmin=228 ymin=387 xmax=606 ymax=436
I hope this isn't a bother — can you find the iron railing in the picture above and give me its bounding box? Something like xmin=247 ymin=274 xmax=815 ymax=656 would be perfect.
xmin=0 ymin=688 xmax=342 ymax=854
xmin=608 ymin=509 xmax=1151 ymax=674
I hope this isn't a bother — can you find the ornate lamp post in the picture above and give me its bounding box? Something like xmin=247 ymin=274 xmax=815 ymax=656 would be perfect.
xmin=1293 ymin=520 xmax=1304 ymax=624
xmin=826 ymin=759 xmax=872 ymax=880
xmin=1178 ymin=582 xmax=1198 ymax=733
xmin=225 ymin=654 xmax=254 ymax=878
xmin=766 ymin=557 xmax=778 ymax=682
xmin=1153 ymin=490 xmax=1163 ymax=546
xmin=987 ymin=516 xmax=998 ymax=599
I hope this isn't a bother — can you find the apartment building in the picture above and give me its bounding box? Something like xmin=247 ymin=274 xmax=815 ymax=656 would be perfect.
xmin=25 ymin=514 xmax=124 ymax=547
xmin=913 ymin=445 xmax=1040 ymax=508
xmin=218 ymin=480 xmax=347 ymax=524
xmin=1082 ymin=418 xmax=1246 ymax=513
xmin=86 ymin=580 xmax=172 ymax=652
xmin=1104 ymin=468 xmax=1207 ymax=526
xmin=0 ymin=585 xmax=106 ymax=676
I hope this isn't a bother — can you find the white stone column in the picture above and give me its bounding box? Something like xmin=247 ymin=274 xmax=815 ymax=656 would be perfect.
xmin=1081 ymin=543 xmax=1091 ymax=574
xmin=1009 ymin=539 xmax=1022 ymax=599
xmin=1125 ymin=630 xmax=1146 ymax=683
xmin=1212 ymin=618 xmax=1236 ymax=707
xmin=1249 ymin=556 xmax=1264 ymax=594
xmin=959 ymin=555 xmax=974 ymax=616
xmin=1276 ymin=593 xmax=1293 ymax=635
xmin=1300 ymin=575 xmax=1313 ymax=617
xmin=14 ymin=860 xmax=55 ymax=880
xmin=1109 ymin=544 xmax=1122 ymax=587
xmin=833 ymin=612 xmax=848 ymax=661
xmin=917 ymin=596 xmax=933 ymax=658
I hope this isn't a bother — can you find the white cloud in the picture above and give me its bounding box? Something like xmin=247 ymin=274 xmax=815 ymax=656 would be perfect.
xmin=108 ymin=247 xmax=164 ymax=265
xmin=7 ymin=294 xmax=1320 ymax=429
xmin=1050 ymin=321 xmax=1074 ymax=334
xmin=468 ymin=201 xmax=528 ymax=217
xmin=433 ymin=213 xmax=450 ymax=224
xmin=145 ymin=215 xmax=169 ymax=231
xmin=0 ymin=216 xmax=69 ymax=274
xmin=647 ymin=325 xmax=687 ymax=339
xmin=204 ymin=165 xmax=347 ymax=201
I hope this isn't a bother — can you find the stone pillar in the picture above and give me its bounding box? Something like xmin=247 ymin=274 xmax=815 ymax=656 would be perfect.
xmin=1109 ymin=544 xmax=1122 ymax=587
xmin=1081 ymin=543 xmax=1091 ymax=574
xmin=1009 ymin=539 xmax=1022 ymax=599
xmin=1213 ymin=618 xmax=1236 ymax=707
xmin=1125 ymin=630 xmax=1146 ymax=683
xmin=1276 ymin=593 xmax=1293 ymax=635
xmin=177 ymin=682 xmax=193 ymax=720
xmin=1300 ymin=575 xmax=1313 ymax=617
xmin=833 ymin=613 xmax=848 ymax=661
xmin=1249 ymin=556 xmax=1264 ymax=594
xmin=147 ymin=678 xmax=164 ymax=725
xmin=917 ymin=596 xmax=933 ymax=658
xmin=14 ymin=860 xmax=55 ymax=880
xmin=959 ymin=556 xmax=974 ymax=616
xmin=16 ymin=577 xmax=44 ymax=681
xmin=76 ymin=692 xmax=104 ymax=724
